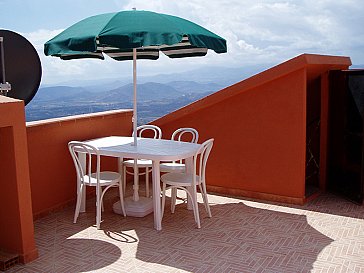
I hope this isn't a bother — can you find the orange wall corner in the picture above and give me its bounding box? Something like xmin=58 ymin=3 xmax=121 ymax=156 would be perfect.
xmin=0 ymin=96 xmax=38 ymax=263
xmin=154 ymin=54 xmax=352 ymax=204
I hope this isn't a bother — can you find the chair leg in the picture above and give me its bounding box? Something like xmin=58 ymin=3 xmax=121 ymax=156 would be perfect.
xmin=161 ymin=183 xmax=167 ymax=219
xmin=118 ymin=182 xmax=127 ymax=217
xmin=170 ymin=188 xmax=177 ymax=213
xmin=123 ymin=165 xmax=127 ymax=193
xmin=145 ymin=167 xmax=149 ymax=197
xmin=186 ymin=187 xmax=200 ymax=228
xmin=96 ymin=204 xmax=101 ymax=229
xmin=96 ymin=186 xmax=102 ymax=229
xmin=199 ymin=183 xmax=212 ymax=218
xmin=192 ymin=188 xmax=201 ymax=228
xmin=73 ymin=184 xmax=84 ymax=223
xmin=101 ymin=186 xmax=105 ymax=212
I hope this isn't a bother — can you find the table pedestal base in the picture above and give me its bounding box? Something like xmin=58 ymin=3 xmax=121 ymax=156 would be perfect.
xmin=113 ymin=196 xmax=153 ymax=217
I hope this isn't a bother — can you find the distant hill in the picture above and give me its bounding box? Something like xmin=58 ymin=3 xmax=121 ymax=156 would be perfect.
xmin=97 ymin=82 xmax=183 ymax=102
xmin=25 ymin=79 xmax=223 ymax=122
xmin=32 ymin=80 xmax=223 ymax=104
xmin=165 ymin=81 xmax=223 ymax=94
xmin=138 ymin=65 xmax=270 ymax=86
xmin=31 ymin=86 xmax=89 ymax=102
xmin=28 ymin=64 xmax=262 ymax=122
xmin=27 ymin=61 xmax=267 ymax=122
xmin=44 ymin=65 xmax=267 ymax=88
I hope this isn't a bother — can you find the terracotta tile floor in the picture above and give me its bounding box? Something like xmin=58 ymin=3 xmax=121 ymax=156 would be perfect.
xmin=9 ymin=186 xmax=364 ymax=273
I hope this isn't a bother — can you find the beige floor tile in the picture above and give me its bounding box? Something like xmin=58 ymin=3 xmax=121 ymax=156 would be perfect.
xmin=7 ymin=185 xmax=364 ymax=273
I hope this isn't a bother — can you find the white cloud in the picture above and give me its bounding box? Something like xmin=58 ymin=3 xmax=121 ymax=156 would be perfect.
xmin=121 ymin=0 xmax=363 ymax=64
xmin=11 ymin=0 xmax=364 ymax=85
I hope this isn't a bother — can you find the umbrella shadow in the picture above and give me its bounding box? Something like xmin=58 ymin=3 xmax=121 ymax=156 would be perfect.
xmin=228 ymin=192 xmax=364 ymax=220
xmin=8 ymin=206 xmax=124 ymax=272
xmin=105 ymin=198 xmax=334 ymax=272
xmin=10 ymin=190 xmax=335 ymax=272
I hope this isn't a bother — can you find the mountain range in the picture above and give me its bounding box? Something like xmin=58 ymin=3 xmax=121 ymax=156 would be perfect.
xmin=26 ymin=80 xmax=225 ymax=123
xmin=45 ymin=65 xmax=266 ymax=88
xmin=26 ymin=63 xmax=364 ymax=123
xmin=23 ymin=64 xmax=287 ymax=122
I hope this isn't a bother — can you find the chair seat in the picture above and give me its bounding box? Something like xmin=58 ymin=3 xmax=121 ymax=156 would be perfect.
xmin=161 ymin=172 xmax=201 ymax=187
xmin=83 ymin=171 xmax=121 ymax=186
xmin=160 ymin=162 xmax=186 ymax=173
xmin=161 ymin=138 xmax=214 ymax=229
xmin=68 ymin=141 xmax=126 ymax=230
xmin=123 ymin=159 xmax=153 ymax=168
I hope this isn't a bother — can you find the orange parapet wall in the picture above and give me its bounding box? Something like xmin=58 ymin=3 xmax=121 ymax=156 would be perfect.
xmin=154 ymin=54 xmax=352 ymax=204
xmin=0 ymin=96 xmax=38 ymax=263
xmin=26 ymin=110 xmax=133 ymax=218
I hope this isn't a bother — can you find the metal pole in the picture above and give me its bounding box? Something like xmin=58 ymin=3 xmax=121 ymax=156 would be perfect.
xmin=132 ymin=48 xmax=138 ymax=146
xmin=132 ymin=7 xmax=138 ymax=146
xmin=132 ymin=46 xmax=140 ymax=201
xmin=0 ymin=37 xmax=11 ymax=96
xmin=0 ymin=37 xmax=5 ymax=84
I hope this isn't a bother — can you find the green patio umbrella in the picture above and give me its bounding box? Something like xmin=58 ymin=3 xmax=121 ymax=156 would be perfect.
xmin=44 ymin=9 xmax=227 ymax=146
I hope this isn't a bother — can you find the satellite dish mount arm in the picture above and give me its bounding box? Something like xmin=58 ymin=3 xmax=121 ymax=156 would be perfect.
xmin=0 ymin=37 xmax=11 ymax=96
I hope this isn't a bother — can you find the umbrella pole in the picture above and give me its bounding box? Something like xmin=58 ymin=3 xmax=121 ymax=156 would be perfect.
xmin=132 ymin=48 xmax=140 ymax=202
xmin=132 ymin=48 xmax=138 ymax=146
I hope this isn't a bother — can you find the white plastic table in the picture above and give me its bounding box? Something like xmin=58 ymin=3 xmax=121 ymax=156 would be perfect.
xmin=82 ymin=136 xmax=201 ymax=230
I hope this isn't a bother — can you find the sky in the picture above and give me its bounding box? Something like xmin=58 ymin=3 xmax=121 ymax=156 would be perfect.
xmin=1 ymin=0 xmax=364 ymax=85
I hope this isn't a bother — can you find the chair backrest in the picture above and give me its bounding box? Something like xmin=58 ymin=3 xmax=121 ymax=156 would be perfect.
xmin=193 ymin=138 xmax=214 ymax=185
xmin=68 ymin=141 xmax=100 ymax=185
xmin=133 ymin=124 xmax=162 ymax=139
xmin=171 ymin=127 xmax=199 ymax=143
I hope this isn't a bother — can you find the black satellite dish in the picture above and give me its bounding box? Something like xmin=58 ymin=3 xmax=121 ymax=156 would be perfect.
xmin=0 ymin=29 xmax=42 ymax=105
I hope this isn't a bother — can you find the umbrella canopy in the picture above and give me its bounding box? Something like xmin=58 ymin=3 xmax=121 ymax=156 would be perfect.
xmin=44 ymin=10 xmax=227 ymax=145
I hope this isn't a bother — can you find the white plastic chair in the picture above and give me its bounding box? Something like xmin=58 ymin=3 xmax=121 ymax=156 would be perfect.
xmin=160 ymin=127 xmax=199 ymax=173
xmin=68 ymin=141 xmax=126 ymax=229
xmin=122 ymin=124 xmax=162 ymax=197
xmin=161 ymin=138 xmax=214 ymax=228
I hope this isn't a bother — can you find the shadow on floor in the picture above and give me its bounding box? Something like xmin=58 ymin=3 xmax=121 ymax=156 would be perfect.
xmin=9 ymin=189 xmax=341 ymax=272
xmin=103 ymin=195 xmax=334 ymax=272
xmin=213 ymin=190 xmax=364 ymax=220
